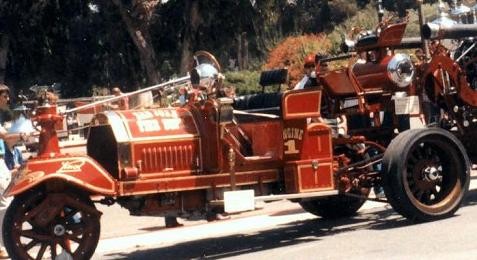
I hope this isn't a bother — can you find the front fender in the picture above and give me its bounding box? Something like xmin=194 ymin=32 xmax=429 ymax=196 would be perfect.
xmin=5 ymin=156 xmax=117 ymax=197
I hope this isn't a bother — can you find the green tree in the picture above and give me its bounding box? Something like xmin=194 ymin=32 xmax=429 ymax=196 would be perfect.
xmin=110 ymin=0 xmax=161 ymax=85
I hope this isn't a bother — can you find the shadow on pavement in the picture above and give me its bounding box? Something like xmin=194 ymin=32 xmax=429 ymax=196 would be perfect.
xmin=101 ymin=188 xmax=477 ymax=259
xmin=462 ymin=188 xmax=477 ymax=207
xmin=102 ymin=207 xmax=414 ymax=260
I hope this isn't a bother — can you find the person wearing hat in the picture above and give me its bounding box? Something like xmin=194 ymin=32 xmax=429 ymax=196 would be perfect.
xmin=294 ymin=54 xmax=319 ymax=90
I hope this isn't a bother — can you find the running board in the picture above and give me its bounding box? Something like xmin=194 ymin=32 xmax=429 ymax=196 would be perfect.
xmin=255 ymin=190 xmax=339 ymax=202
xmin=209 ymin=190 xmax=339 ymax=207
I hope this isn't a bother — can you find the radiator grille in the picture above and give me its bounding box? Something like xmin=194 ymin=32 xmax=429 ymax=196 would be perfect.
xmin=140 ymin=144 xmax=195 ymax=172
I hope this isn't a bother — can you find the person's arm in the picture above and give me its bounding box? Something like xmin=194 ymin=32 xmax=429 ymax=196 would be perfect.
xmin=0 ymin=127 xmax=24 ymax=146
xmin=293 ymin=76 xmax=308 ymax=90
xmin=120 ymin=96 xmax=129 ymax=110
xmin=103 ymin=102 xmax=119 ymax=110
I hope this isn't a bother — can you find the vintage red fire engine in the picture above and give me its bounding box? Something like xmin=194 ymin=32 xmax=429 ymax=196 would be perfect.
xmin=4 ymin=3 xmax=477 ymax=259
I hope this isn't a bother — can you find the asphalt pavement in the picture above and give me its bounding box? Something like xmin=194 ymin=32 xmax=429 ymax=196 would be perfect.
xmin=92 ymin=173 xmax=477 ymax=259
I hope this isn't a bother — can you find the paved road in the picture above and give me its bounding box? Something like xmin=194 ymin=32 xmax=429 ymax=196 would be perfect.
xmin=90 ymin=175 xmax=477 ymax=259
xmin=96 ymin=201 xmax=477 ymax=260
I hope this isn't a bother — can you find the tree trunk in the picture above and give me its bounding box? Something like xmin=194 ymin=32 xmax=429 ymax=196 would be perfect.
xmin=250 ymin=0 xmax=284 ymax=57
xmin=242 ymin=32 xmax=249 ymax=70
xmin=250 ymin=9 xmax=267 ymax=56
xmin=180 ymin=0 xmax=201 ymax=74
xmin=319 ymin=0 xmax=330 ymax=32
xmin=180 ymin=41 xmax=192 ymax=75
xmin=112 ymin=0 xmax=160 ymax=86
xmin=237 ymin=33 xmax=243 ymax=70
xmin=0 ymin=35 xmax=9 ymax=84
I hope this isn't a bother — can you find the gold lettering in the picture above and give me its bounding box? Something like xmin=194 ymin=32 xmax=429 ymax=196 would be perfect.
xmin=162 ymin=118 xmax=182 ymax=130
xmin=137 ymin=119 xmax=161 ymax=132
xmin=153 ymin=109 xmax=179 ymax=118
xmin=283 ymin=128 xmax=303 ymax=141
xmin=133 ymin=111 xmax=154 ymax=120
xmin=57 ymin=159 xmax=86 ymax=173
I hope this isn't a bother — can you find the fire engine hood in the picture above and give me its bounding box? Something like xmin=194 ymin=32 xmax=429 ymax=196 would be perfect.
xmin=92 ymin=107 xmax=200 ymax=142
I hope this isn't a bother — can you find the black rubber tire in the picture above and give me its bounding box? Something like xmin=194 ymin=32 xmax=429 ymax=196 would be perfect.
xmin=299 ymin=190 xmax=369 ymax=219
xmin=299 ymin=142 xmax=374 ymax=219
xmin=3 ymin=189 xmax=101 ymax=260
xmin=382 ymin=128 xmax=470 ymax=222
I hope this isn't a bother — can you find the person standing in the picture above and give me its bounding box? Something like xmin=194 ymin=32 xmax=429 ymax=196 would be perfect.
xmin=0 ymin=83 xmax=27 ymax=258
xmin=294 ymin=54 xmax=318 ymax=90
xmin=0 ymin=147 xmax=11 ymax=259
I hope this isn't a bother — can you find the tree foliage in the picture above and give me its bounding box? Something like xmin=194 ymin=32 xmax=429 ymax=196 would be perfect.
xmin=1 ymin=0 xmax=144 ymax=96
xmin=110 ymin=0 xmax=162 ymax=85
xmin=0 ymin=0 xmax=440 ymax=97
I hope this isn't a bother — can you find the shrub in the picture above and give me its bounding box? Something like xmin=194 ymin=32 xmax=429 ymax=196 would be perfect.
xmin=404 ymin=3 xmax=440 ymax=38
xmin=264 ymin=34 xmax=331 ymax=88
xmin=224 ymin=70 xmax=261 ymax=95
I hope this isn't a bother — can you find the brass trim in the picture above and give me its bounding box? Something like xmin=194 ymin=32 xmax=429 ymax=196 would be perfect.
xmin=125 ymin=134 xmax=200 ymax=143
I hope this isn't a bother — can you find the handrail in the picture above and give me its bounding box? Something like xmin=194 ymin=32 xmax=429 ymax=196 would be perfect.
xmin=64 ymin=75 xmax=190 ymax=114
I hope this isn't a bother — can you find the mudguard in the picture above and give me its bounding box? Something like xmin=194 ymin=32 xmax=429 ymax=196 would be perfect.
xmin=5 ymin=156 xmax=117 ymax=197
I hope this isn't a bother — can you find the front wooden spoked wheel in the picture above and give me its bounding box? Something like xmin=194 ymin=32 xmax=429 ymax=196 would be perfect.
xmin=383 ymin=128 xmax=470 ymax=222
xmin=3 ymin=190 xmax=101 ymax=260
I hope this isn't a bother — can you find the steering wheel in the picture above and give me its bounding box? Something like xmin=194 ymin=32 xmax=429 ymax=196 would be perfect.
xmin=193 ymin=51 xmax=221 ymax=72
xmin=189 ymin=51 xmax=223 ymax=100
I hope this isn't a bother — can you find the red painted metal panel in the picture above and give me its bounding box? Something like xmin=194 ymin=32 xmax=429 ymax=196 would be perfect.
xmin=284 ymin=160 xmax=334 ymax=193
xmin=353 ymin=55 xmax=395 ymax=90
xmin=6 ymin=156 xmax=116 ymax=196
xmin=115 ymin=108 xmax=199 ymax=139
xmin=301 ymin=123 xmax=333 ymax=160
xmin=282 ymin=90 xmax=322 ymax=120
xmin=239 ymin=120 xmax=283 ymax=160
xmin=119 ymin=169 xmax=279 ymax=195
xmin=282 ymin=122 xmax=334 ymax=193
xmin=319 ymin=70 xmax=358 ymax=97
xmin=377 ymin=22 xmax=407 ymax=47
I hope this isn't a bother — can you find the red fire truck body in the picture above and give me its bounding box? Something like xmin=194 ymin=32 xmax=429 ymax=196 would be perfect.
xmin=3 ymin=6 xmax=477 ymax=258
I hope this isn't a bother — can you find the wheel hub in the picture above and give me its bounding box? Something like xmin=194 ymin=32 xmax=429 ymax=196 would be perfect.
xmin=423 ymin=165 xmax=442 ymax=182
xmin=53 ymin=224 xmax=66 ymax=236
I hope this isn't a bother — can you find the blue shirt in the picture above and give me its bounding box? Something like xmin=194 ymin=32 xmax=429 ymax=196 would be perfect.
xmin=4 ymin=142 xmax=22 ymax=170
xmin=0 ymin=109 xmax=24 ymax=170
